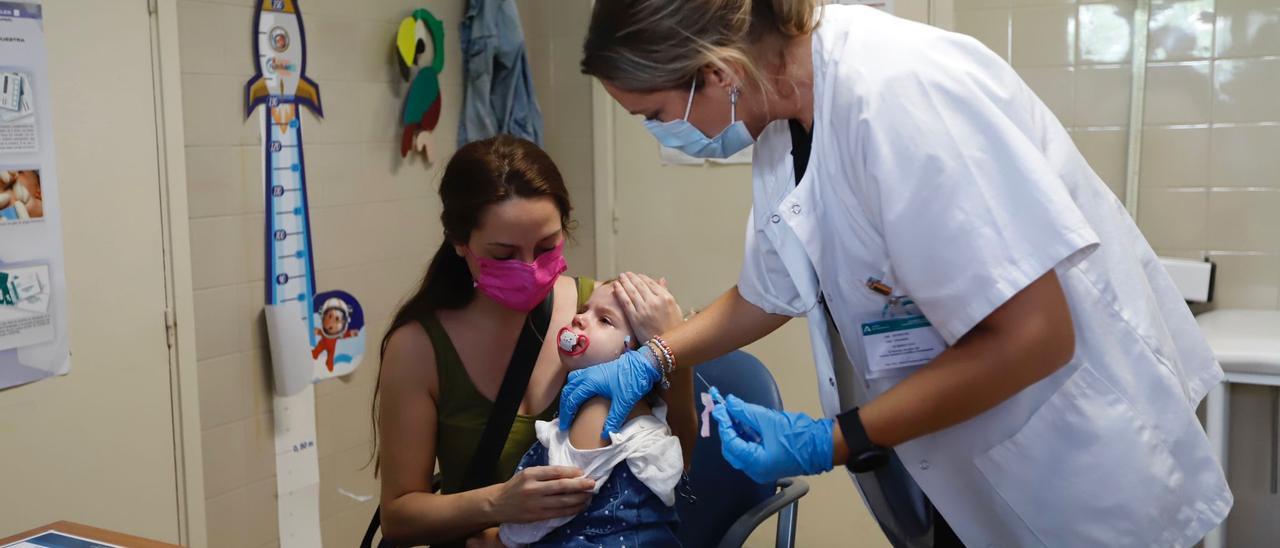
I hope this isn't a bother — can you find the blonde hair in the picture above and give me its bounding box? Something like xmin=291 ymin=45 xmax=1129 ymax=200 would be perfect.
xmin=581 ymin=0 xmax=820 ymax=93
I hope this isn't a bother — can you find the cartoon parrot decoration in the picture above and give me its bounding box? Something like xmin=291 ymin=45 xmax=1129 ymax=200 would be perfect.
xmin=397 ymin=9 xmax=445 ymax=159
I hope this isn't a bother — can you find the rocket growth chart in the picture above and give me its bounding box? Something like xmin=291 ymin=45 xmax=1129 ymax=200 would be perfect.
xmin=246 ymin=0 xmax=365 ymax=397
xmin=246 ymin=1 xmax=365 ymax=544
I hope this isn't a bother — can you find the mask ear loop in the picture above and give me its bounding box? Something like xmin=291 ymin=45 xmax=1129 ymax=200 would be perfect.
xmin=682 ymin=78 xmax=698 ymax=121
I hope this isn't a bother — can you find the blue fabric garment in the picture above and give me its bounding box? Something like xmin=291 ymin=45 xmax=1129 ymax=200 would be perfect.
xmin=516 ymin=441 xmax=682 ymax=547
xmin=458 ymin=0 xmax=543 ymax=145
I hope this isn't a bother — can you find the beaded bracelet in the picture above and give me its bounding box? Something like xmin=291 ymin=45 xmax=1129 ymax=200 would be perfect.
xmin=646 ymin=340 xmax=672 ymax=389
xmin=652 ymin=335 xmax=676 ymax=384
xmin=652 ymin=336 xmax=676 ymax=369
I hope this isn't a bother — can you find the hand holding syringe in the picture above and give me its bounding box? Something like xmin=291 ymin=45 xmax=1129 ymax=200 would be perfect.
xmin=696 ymin=371 xmax=762 ymax=444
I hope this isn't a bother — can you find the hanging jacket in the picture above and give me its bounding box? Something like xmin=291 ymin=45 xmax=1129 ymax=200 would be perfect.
xmin=458 ymin=0 xmax=543 ymax=145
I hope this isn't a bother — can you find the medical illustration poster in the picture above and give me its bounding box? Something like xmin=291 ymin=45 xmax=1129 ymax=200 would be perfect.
xmin=396 ymin=8 xmax=445 ymax=161
xmin=0 ymin=2 xmax=71 ymax=392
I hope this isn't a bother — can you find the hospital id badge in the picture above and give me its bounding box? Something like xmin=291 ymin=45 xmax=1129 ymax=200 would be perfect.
xmin=860 ymin=315 xmax=945 ymax=378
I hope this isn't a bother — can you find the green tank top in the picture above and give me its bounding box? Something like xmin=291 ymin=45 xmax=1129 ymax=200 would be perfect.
xmin=427 ymin=277 xmax=595 ymax=496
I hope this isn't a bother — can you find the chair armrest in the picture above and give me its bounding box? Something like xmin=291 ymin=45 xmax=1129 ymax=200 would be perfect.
xmin=717 ymin=477 xmax=810 ymax=548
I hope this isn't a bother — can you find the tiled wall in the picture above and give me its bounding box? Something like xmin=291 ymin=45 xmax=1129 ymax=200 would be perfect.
xmin=954 ymin=0 xmax=1280 ymax=542
xmin=178 ymin=0 xmax=465 ymax=545
xmin=955 ymin=0 xmax=1135 ymax=199
xmin=954 ymin=0 xmax=1280 ymax=311
xmin=1143 ymin=0 xmax=1280 ymax=311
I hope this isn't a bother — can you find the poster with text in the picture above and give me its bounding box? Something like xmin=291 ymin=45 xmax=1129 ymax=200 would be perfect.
xmin=0 ymin=2 xmax=70 ymax=390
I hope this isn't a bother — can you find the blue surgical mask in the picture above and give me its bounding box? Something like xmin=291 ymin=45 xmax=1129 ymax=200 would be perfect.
xmin=644 ymin=79 xmax=753 ymax=159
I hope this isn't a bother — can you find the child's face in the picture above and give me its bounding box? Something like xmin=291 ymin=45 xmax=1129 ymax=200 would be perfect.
xmin=558 ymin=287 xmax=635 ymax=370
xmin=322 ymin=309 xmax=346 ymax=336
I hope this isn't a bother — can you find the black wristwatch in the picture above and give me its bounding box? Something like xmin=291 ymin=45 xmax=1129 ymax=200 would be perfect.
xmin=836 ymin=407 xmax=890 ymax=473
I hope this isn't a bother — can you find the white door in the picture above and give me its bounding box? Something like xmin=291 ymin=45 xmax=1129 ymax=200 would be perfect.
xmin=0 ymin=0 xmax=182 ymax=542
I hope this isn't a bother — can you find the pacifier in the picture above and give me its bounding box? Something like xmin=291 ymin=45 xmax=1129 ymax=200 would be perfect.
xmin=557 ymin=326 xmax=589 ymax=356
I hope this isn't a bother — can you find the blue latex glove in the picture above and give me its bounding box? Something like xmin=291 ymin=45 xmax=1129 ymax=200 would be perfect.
xmin=559 ymin=346 xmax=663 ymax=439
xmin=709 ymin=387 xmax=834 ymax=484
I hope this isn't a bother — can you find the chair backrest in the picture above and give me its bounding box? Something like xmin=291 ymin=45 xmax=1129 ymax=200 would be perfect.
xmin=675 ymin=350 xmax=784 ymax=547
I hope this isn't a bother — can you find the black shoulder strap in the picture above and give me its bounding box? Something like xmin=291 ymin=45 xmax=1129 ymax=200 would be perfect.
xmin=461 ymin=290 xmax=555 ymax=491
xmin=363 ymin=292 xmax=555 ymax=548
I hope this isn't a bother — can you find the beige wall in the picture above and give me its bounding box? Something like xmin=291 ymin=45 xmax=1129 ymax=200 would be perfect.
xmin=953 ymin=0 xmax=1280 ymax=312
xmin=953 ymin=0 xmax=1280 ymax=543
xmin=177 ymin=0 xmax=468 ymax=545
xmin=517 ymin=0 xmax=596 ymax=276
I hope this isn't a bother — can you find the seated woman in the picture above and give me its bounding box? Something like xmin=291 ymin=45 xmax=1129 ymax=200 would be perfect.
xmin=498 ymin=282 xmax=696 ymax=547
xmin=374 ymin=135 xmax=692 ymax=547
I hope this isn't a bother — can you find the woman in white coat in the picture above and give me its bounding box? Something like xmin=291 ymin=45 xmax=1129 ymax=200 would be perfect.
xmin=559 ymin=1 xmax=1233 ymax=546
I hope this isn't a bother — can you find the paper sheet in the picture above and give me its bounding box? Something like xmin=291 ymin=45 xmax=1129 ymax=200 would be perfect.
xmin=0 ymin=2 xmax=71 ymax=390
xmin=265 ymin=302 xmax=314 ymax=397
xmin=273 ymin=384 xmax=322 ymax=547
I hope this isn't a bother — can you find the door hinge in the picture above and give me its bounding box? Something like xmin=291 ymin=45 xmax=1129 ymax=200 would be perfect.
xmin=148 ymin=0 xmax=158 ymax=15
xmin=164 ymin=308 xmax=177 ymax=349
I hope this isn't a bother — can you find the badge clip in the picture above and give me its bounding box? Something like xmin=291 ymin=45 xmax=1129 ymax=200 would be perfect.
xmin=867 ymin=278 xmax=914 ymax=318
xmin=866 ymin=277 xmax=893 ymax=296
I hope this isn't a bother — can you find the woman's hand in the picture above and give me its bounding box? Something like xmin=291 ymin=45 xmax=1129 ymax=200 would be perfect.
xmin=614 ymin=272 xmax=682 ymax=344
xmin=464 ymin=528 xmax=504 ymax=548
xmin=486 ymin=465 xmax=595 ymax=524
xmin=559 ymin=348 xmax=663 ymax=438
xmin=709 ymin=387 xmax=834 ymax=484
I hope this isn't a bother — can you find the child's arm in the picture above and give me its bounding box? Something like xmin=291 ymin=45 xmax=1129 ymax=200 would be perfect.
xmin=662 ymin=367 xmax=697 ymax=469
xmin=568 ymin=397 xmax=614 ymax=450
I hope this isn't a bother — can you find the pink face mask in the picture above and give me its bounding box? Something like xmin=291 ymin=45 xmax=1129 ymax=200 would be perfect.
xmin=471 ymin=241 xmax=567 ymax=312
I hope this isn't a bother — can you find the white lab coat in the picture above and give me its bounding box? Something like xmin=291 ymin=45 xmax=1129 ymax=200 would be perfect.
xmin=738 ymin=5 xmax=1233 ymax=546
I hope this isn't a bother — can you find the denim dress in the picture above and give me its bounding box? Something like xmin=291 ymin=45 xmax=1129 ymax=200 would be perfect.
xmin=515 ymin=442 xmax=682 ymax=547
